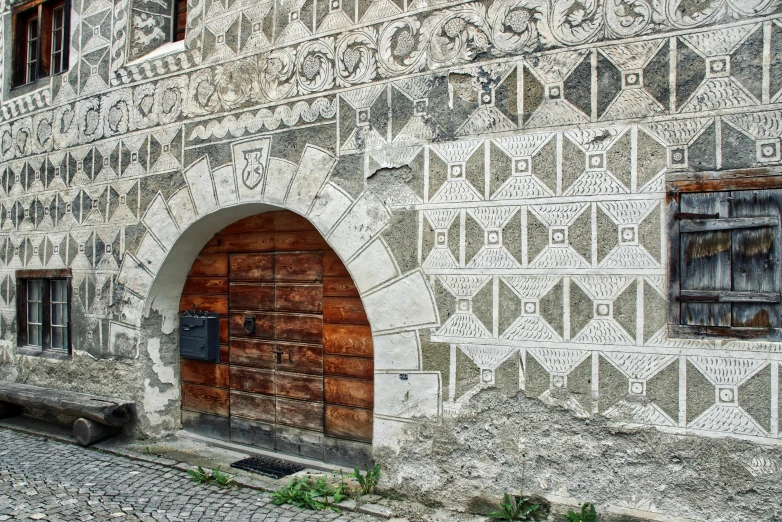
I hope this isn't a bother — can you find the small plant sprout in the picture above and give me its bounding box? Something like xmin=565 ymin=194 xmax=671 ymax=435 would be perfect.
xmin=563 ymin=502 xmax=597 ymax=522
xmin=272 ymin=475 xmax=345 ymax=511
xmin=488 ymin=453 xmax=541 ymax=522
xmin=187 ymin=466 xmax=236 ymax=488
xmin=350 ymin=463 xmax=381 ymax=496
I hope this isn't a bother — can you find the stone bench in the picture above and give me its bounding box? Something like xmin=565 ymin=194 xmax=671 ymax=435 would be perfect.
xmin=0 ymin=382 xmax=135 ymax=446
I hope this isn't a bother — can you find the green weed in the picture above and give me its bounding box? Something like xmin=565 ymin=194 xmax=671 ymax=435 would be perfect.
xmin=563 ymin=503 xmax=597 ymax=522
xmin=272 ymin=476 xmax=344 ymax=511
xmin=488 ymin=454 xmax=541 ymax=521
xmin=488 ymin=493 xmax=540 ymax=522
xmin=350 ymin=463 xmax=381 ymax=496
xmin=187 ymin=466 xmax=236 ymax=488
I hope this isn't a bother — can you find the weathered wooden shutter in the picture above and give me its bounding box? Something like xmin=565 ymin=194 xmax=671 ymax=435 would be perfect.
xmin=671 ymin=188 xmax=782 ymax=338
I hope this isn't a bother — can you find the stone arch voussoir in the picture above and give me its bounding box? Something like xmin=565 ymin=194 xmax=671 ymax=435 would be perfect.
xmin=114 ymin=138 xmax=442 ymax=439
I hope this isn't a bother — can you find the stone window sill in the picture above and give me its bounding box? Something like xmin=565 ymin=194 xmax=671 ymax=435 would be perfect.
xmin=126 ymin=41 xmax=186 ymax=66
xmin=17 ymin=345 xmax=71 ymax=360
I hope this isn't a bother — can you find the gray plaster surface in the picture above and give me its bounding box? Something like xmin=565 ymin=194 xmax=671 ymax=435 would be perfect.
xmin=0 ymin=429 xmax=377 ymax=522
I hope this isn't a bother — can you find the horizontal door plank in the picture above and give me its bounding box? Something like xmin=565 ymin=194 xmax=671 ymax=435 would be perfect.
xmin=229 ymin=312 xmax=274 ymax=339
xmin=230 ymin=390 xmax=275 ymax=422
xmin=274 ymin=231 xmax=330 ymax=251
xmin=181 ymin=384 xmax=229 ymax=416
xmin=325 ymin=376 xmax=373 ymax=409
xmin=201 ymin=233 xmax=274 ymax=254
xmin=220 ymin=344 xmax=229 ymax=363
xmin=229 ymin=338 xmax=275 ymax=369
xmin=276 ymin=342 xmax=324 ymax=375
xmin=323 ymin=324 xmax=373 ymax=356
xmin=678 ymin=290 xmax=781 ymax=303
xmin=323 ymin=277 xmax=359 ymax=297
xmin=189 ymin=254 xmax=228 ymax=277
xmin=218 ymin=214 xmax=275 ymax=235
xmin=183 ymin=277 xmax=228 ymax=295
xmin=229 ymin=253 xmax=274 ymax=281
xmin=276 ymin=372 xmax=324 ymax=401
xmin=680 ymin=216 xmax=779 ymax=233
xmin=274 ymin=211 xmax=317 ymax=232
xmin=324 ymin=355 xmax=373 ymax=379
xmin=179 ymin=294 xmax=228 ymax=315
xmin=230 ymin=416 xmax=275 ymax=450
xmin=230 ymin=283 xmax=275 ymax=310
xmin=322 ymin=252 xmax=349 ymax=277
xmin=276 ymin=398 xmax=324 ymax=431
xmin=276 ymin=284 xmax=323 ymax=313
xmin=323 ymin=297 xmax=369 ymax=325
xmin=276 ymin=314 xmax=323 ymax=343
xmin=229 ymin=366 xmax=275 ymax=395
xmin=181 ymin=359 xmax=229 ymax=387
xmin=325 ymin=405 xmax=372 ymax=442
xmin=275 ymin=253 xmax=322 ymax=282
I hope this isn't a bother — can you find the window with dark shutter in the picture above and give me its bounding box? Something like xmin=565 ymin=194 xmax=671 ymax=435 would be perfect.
xmin=12 ymin=0 xmax=70 ymax=87
xmin=668 ymin=170 xmax=782 ymax=341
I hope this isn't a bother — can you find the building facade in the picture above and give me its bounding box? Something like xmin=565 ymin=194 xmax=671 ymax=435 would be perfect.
xmin=1 ymin=0 xmax=782 ymax=518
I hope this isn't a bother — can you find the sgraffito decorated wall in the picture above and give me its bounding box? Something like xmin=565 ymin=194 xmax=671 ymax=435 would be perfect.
xmin=2 ymin=0 xmax=782 ymax=518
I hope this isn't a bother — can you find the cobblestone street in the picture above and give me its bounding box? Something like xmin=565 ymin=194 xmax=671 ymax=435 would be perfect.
xmin=0 ymin=430 xmax=377 ymax=521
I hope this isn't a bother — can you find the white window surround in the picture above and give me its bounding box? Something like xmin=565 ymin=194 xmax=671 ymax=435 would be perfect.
xmin=126 ymin=40 xmax=185 ymax=66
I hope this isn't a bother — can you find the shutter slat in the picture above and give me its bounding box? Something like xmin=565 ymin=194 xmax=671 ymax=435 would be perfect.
xmin=679 ymin=192 xmax=732 ymax=327
xmin=679 ymin=290 xmax=781 ymax=303
xmin=680 ymin=216 xmax=778 ymax=233
xmin=730 ymin=189 xmax=781 ymax=328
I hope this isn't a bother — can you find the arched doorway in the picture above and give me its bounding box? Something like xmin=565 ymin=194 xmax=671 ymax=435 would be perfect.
xmin=178 ymin=210 xmax=373 ymax=466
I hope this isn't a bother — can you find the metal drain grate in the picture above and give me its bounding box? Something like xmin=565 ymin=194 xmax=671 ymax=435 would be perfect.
xmin=230 ymin=456 xmax=306 ymax=479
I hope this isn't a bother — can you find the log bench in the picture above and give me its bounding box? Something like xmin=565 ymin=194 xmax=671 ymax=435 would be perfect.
xmin=0 ymin=382 xmax=135 ymax=446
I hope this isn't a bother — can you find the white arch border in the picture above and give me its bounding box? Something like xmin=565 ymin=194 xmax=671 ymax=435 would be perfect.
xmin=113 ymin=137 xmax=442 ymax=449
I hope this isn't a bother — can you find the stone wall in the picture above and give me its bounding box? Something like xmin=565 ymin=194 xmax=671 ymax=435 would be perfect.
xmin=1 ymin=0 xmax=782 ymax=518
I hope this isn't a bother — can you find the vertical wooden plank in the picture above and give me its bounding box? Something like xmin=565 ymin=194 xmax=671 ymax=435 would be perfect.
xmin=679 ymin=192 xmax=732 ymax=326
xmin=730 ymin=189 xmax=781 ymax=328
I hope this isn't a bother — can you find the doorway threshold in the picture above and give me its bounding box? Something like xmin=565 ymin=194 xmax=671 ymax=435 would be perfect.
xmin=177 ymin=429 xmax=353 ymax=474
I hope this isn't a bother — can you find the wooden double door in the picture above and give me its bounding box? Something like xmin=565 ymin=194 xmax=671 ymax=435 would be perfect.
xmin=180 ymin=211 xmax=374 ymax=466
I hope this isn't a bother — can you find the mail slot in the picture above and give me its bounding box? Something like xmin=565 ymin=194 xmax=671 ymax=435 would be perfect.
xmin=179 ymin=312 xmax=220 ymax=362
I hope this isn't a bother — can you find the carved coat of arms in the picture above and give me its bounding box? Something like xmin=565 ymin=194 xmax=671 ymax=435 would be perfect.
xmin=232 ymin=137 xmax=272 ymax=191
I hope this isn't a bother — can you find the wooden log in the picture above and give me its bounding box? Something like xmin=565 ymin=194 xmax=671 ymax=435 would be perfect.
xmin=0 ymin=382 xmax=134 ymax=427
xmin=73 ymin=418 xmax=121 ymax=446
xmin=0 ymin=400 xmax=22 ymax=419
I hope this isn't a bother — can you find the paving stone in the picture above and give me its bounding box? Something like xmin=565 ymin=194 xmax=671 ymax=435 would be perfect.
xmin=0 ymin=429 xmax=378 ymax=522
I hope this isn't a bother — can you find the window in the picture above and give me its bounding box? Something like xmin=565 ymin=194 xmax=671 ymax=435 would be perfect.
xmin=668 ymin=169 xmax=782 ymax=341
xmin=173 ymin=0 xmax=186 ymax=42
xmin=12 ymin=0 xmax=70 ymax=87
xmin=17 ymin=270 xmax=71 ymax=356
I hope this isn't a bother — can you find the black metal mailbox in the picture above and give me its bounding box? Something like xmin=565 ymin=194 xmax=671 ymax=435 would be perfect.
xmin=179 ymin=312 xmax=220 ymax=362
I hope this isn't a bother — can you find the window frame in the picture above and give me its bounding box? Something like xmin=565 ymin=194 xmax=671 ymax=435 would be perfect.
xmin=667 ymin=166 xmax=782 ymax=341
xmin=16 ymin=269 xmax=72 ymax=358
xmin=173 ymin=0 xmax=187 ymax=42
xmin=11 ymin=0 xmax=70 ymax=88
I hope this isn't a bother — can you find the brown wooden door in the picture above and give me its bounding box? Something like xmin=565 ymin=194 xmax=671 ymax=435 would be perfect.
xmin=180 ymin=211 xmax=373 ymax=465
